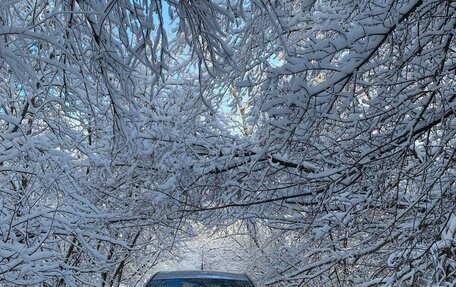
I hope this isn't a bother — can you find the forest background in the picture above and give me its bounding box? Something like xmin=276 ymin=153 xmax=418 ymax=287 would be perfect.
xmin=0 ymin=0 xmax=454 ymax=286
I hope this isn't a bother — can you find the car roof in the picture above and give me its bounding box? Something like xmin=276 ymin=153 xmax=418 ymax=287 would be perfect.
xmin=151 ymin=271 xmax=250 ymax=281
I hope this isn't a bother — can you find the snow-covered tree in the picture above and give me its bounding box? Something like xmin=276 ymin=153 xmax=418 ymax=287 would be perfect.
xmin=0 ymin=0 xmax=454 ymax=286
xmin=171 ymin=0 xmax=456 ymax=286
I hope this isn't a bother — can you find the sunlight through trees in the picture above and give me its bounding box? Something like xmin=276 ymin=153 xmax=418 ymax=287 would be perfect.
xmin=0 ymin=0 xmax=454 ymax=286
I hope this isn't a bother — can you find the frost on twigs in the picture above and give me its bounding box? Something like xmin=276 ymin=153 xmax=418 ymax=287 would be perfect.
xmin=0 ymin=0 xmax=455 ymax=286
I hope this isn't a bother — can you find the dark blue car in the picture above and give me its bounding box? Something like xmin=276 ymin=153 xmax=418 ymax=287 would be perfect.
xmin=145 ymin=271 xmax=256 ymax=287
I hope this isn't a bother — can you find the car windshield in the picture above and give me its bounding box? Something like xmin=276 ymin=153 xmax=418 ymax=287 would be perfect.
xmin=147 ymin=278 xmax=255 ymax=287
